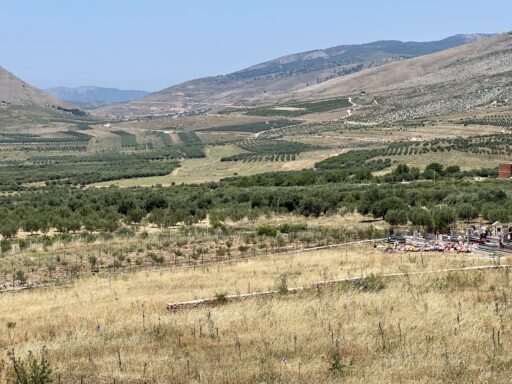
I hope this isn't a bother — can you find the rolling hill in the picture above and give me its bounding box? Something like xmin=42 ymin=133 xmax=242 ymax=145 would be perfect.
xmin=45 ymin=86 xmax=149 ymax=108
xmin=287 ymin=33 xmax=512 ymax=121
xmin=96 ymin=34 xmax=491 ymax=117
xmin=0 ymin=66 xmax=70 ymax=108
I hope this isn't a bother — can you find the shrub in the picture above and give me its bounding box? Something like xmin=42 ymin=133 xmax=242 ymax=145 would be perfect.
xmin=8 ymin=347 xmax=53 ymax=384
xmin=15 ymin=270 xmax=27 ymax=285
xmin=214 ymin=292 xmax=227 ymax=303
xmin=329 ymin=351 xmax=351 ymax=376
xmin=355 ymin=274 xmax=385 ymax=292
xmin=257 ymin=225 xmax=278 ymax=237
xmin=278 ymin=223 xmax=307 ymax=233
xmin=276 ymin=274 xmax=289 ymax=294
xmin=1 ymin=239 xmax=12 ymax=254
xmin=148 ymin=252 xmax=164 ymax=264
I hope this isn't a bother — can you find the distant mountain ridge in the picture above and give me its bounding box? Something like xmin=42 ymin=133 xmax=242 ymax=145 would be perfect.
xmin=95 ymin=33 xmax=494 ymax=116
xmin=289 ymin=33 xmax=512 ymax=121
xmin=229 ymin=34 xmax=492 ymax=80
xmin=45 ymin=86 xmax=149 ymax=108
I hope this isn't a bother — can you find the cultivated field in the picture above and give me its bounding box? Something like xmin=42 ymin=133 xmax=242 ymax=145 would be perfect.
xmin=95 ymin=145 xmax=334 ymax=186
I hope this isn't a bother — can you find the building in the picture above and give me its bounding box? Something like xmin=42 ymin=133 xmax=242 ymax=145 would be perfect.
xmin=498 ymin=163 xmax=512 ymax=179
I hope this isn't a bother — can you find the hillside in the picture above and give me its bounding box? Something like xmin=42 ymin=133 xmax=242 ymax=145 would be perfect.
xmin=0 ymin=66 xmax=72 ymax=109
xmin=45 ymin=86 xmax=149 ymax=108
xmin=284 ymin=33 xmax=512 ymax=121
xmin=96 ymin=34 xmax=490 ymax=117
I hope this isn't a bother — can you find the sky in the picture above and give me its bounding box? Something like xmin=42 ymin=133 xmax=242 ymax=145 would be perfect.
xmin=1 ymin=0 xmax=511 ymax=92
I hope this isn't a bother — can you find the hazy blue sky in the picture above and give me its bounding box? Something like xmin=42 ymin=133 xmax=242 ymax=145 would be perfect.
xmin=1 ymin=0 xmax=510 ymax=91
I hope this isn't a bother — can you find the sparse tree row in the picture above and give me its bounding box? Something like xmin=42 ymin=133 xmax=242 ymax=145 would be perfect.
xmin=221 ymin=138 xmax=318 ymax=162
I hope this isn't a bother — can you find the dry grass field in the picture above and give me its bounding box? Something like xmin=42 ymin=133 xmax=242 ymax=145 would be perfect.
xmin=1 ymin=241 xmax=508 ymax=383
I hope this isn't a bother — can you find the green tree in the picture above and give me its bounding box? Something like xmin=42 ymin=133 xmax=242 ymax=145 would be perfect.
xmin=385 ymin=209 xmax=408 ymax=225
xmin=456 ymin=204 xmax=478 ymax=223
xmin=409 ymin=207 xmax=432 ymax=228
xmin=1 ymin=239 xmax=12 ymax=254
xmin=0 ymin=219 xmax=18 ymax=239
xmin=127 ymin=208 xmax=146 ymax=224
xmin=432 ymin=206 xmax=456 ymax=232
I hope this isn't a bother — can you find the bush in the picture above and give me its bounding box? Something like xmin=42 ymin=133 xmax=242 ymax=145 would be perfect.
xmin=329 ymin=351 xmax=351 ymax=376
xmin=8 ymin=347 xmax=53 ymax=384
xmin=214 ymin=292 xmax=227 ymax=303
xmin=278 ymin=223 xmax=307 ymax=233
xmin=384 ymin=209 xmax=408 ymax=226
xmin=355 ymin=274 xmax=385 ymax=292
xmin=276 ymin=274 xmax=289 ymax=294
xmin=257 ymin=225 xmax=278 ymax=237
xmin=148 ymin=252 xmax=164 ymax=264
xmin=1 ymin=239 xmax=12 ymax=254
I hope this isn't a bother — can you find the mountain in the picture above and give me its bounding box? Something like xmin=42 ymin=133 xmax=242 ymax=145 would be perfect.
xmin=45 ymin=86 xmax=150 ymax=108
xmin=287 ymin=33 xmax=512 ymax=121
xmin=0 ymin=66 xmax=74 ymax=110
xmin=95 ymin=33 xmax=493 ymax=117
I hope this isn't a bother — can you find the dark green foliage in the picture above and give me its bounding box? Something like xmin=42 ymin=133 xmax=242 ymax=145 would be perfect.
xmin=384 ymin=133 xmax=512 ymax=159
xmin=0 ymin=159 xmax=180 ymax=188
xmin=385 ymin=209 xmax=408 ymax=225
xmin=1 ymin=239 xmax=12 ymax=254
xmin=278 ymin=223 xmax=307 ymax=233
xmin=61 ymin=131 xmax=92 ymax=141
xmin=408 ymin=207 xmax=432 ymax=227
xmin=245 ymin=97 xmax=352 ymax=117
xmin=75 ymin=123 xmax=92 ymax=130
xmin=177 ymin=131 xmax=201 ymax=145
xmin=329 ymin=351 xmax=351 ymax=376
xmin=431 ymin=206 xmax=456 ymax=231
xmin=0 ymin=218 xmax=18 ymax=238
xmin=158 ymin=132 xmax=173 ymax=147
xmin=15 ymin=270 xmax=27 ymax=284
xmin=0 ymin=169 xmax=510 ymax=236
xmin=112 ymin=130 xmax=137 ymax=147
xmin=257 ymin=225 xmax=278 ymax=237
xmin=214 ymin=292 xmax=228 ymax=303
xmin=461 ymin=115 xmax=512 ymax=127
xmin=197 ymin=120 xmax=297 ymax=133
xmin=316 ymin=148 xmax=391 ymax=175
xmin=0 ymin=131 xmax=91 ymax=144
xmin=222 ymin=139 xmax=319 ymax=162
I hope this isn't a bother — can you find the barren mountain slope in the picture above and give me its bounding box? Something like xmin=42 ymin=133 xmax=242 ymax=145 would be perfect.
xmin=283 ymin=34 xmax=512 ymax=121
xmin=292 ymin=34 xmax=510 ymax=97
xmin=96 ymin=34 xmax=489 ymax=117
xmin=0 ymin=66 xmax=71 ymax=108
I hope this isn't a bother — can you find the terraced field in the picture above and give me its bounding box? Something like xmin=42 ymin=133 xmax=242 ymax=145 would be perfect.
xmin=243 ymin=97 xmax=352 ymax=117
xmin=221 ymin=139 xmax=321 ymax=162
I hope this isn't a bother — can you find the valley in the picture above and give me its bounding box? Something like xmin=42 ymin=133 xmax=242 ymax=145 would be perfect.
xmin=2 ymin=28 xmax=512 ymax=383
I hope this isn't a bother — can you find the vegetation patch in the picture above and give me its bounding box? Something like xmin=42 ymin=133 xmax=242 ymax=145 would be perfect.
xmin=244 ymin=97 xmax=352 ymax=117
xmin=112 ymin=130 xmax=137 ymax=147
xmin=197 ymin=120 xmax=298 ymax=133
xmin=221 ymin=138 xmax=320 ymax=162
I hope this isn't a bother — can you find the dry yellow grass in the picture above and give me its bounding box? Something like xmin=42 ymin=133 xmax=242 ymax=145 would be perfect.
xmin=0 ymin=243 xmax=505 ymax=383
